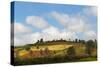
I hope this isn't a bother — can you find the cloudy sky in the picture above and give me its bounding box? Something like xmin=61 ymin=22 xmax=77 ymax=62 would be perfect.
xmin=12 ymin=1 xmax=97 ymax=46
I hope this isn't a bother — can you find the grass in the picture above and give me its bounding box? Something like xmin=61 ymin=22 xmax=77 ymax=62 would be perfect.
xmin=79 ymin=57 xmax=97 ymax=61
xmin=14 ymin=55 xmax=97 ymax=66
xmin=13 ymin=42 xmax=97 ymax=65
xmin=30 ymin=44 xmax=73 ymax=51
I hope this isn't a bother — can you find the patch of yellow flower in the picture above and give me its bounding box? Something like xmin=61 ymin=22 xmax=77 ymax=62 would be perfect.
xmin=30 ymin=44 xmax=73 ymax=51
xmin=18 ymin=49 xmax=30 ymax=58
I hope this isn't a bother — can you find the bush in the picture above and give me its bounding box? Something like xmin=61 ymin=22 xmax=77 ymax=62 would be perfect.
xmin=67 ymin=46 xmax=76 ymax=58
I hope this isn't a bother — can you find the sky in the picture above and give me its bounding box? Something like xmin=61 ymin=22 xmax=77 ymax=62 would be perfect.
xmin=11 ymin=1 xmax=97 ymax=46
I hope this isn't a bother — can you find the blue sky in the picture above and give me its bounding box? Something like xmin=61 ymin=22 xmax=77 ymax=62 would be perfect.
xmin=12 ymin=1 xmax=97 ymax=46
xmin=14 ymin=2 xmax=87 ymax=21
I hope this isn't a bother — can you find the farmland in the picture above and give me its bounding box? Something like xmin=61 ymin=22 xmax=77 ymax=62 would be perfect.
xmin=12 ymin=39 xmax=97 ymax=66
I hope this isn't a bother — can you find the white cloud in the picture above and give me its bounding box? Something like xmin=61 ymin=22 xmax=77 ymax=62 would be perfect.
xmin=13 ymin=22 xmax=32 ymax=46
xmin=51 ymin=11 xmax=69 ymax=27
xmin=84 ymin=30 xmax=97 ymax=40
xmin=67 ymin=16 xmax=89 ymax=32
xmin=14 ymin=26 xmax=77 ymax=46
xmin=14 ymin=32 xmax=41 ymax=46
xmin=42 ymin=26 xmax=62 ymax=41
xmin=14 ymin=10 xmax=97 ymax=46
xmin=42 ymin=26 xmax=77 ymax=41
xmin=66 ymin=31 xmax=78 ymax=40
xmin=83 ymin=7 xmax=97 ymax=16
xmin=51 ymin=11 xmax=89 ymax=33
xmin=14 ymin=22 xmax=32 ymax=34
xmin=14 ymin=24 xmax=97 ymax=46
xmin=14 ymin=26 xmax=62 ymax=46
xmin=50 ymin=11 xmax=97 ymax=40
xmin=26 ymin=16 xmax=50 ymax=29
xmin=42 ymin=26 xmax=60 ymax=36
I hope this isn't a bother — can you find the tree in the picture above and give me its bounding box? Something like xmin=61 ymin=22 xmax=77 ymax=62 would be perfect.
xmin=75 ymin=39 xmax=78 ymax=43
xmin=94 ymin=39 xmax=97 ymax=48
xmin=40 ymin=38 xmax=43 ymax=43
xmin=37 ymin=40 xmax=40 ymax=43
xmin=25 ymin=46 xmax=30 ymax=51
xmin=67 ymin=46 xmax=76 ymax=58
xmin=60 ymin=38 xmax=63 ymax=40
xmin=79 ymin=39 xmax=81 ymax=43
xmin=68 ymin=38 xmax=71 ymax=43
xmin=81 ymin=40 xmax=85 ymax=44
xmin=85 ymin=40 xmax=94 ymax=56
xmin=95 ymin=39 xmax=97 ymax=43
xmin=36 ymin=46 xmax=39 ymax=49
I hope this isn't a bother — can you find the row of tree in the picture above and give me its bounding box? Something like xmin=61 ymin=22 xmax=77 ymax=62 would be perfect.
xmin=35 ymin=38 xmax=97 ymax=44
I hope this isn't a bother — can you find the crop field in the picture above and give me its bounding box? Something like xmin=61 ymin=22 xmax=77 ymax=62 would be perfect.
xmin=13 ymin=41 xmax=97 ymax=66
xmin=30 ymin=44 xmax=73 ymax=51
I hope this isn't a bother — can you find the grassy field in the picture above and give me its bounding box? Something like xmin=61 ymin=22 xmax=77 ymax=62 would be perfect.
xmin=14 ymin=43 xmax=73 ymax=58
xmin=13 ymin=41 xmax=97 ymax=65
xmin=30 ymin=44 xmax=72 ymax=51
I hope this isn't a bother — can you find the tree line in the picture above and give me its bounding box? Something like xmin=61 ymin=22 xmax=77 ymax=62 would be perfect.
xmin=35 ymin=38 xmax=97 ymax=44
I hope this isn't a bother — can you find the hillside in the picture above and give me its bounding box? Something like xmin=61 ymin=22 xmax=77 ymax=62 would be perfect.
xmin=13 ymin=39 xmax=97 ymax=65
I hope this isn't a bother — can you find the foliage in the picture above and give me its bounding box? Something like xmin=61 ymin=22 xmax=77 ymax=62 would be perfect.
xmin=85 ymin=40 xmax=96 ymax=56
xmin=67 ymin=46 xmax=76 ymax=58
xmin=13 ymin=39 xmax=97 ymax=65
